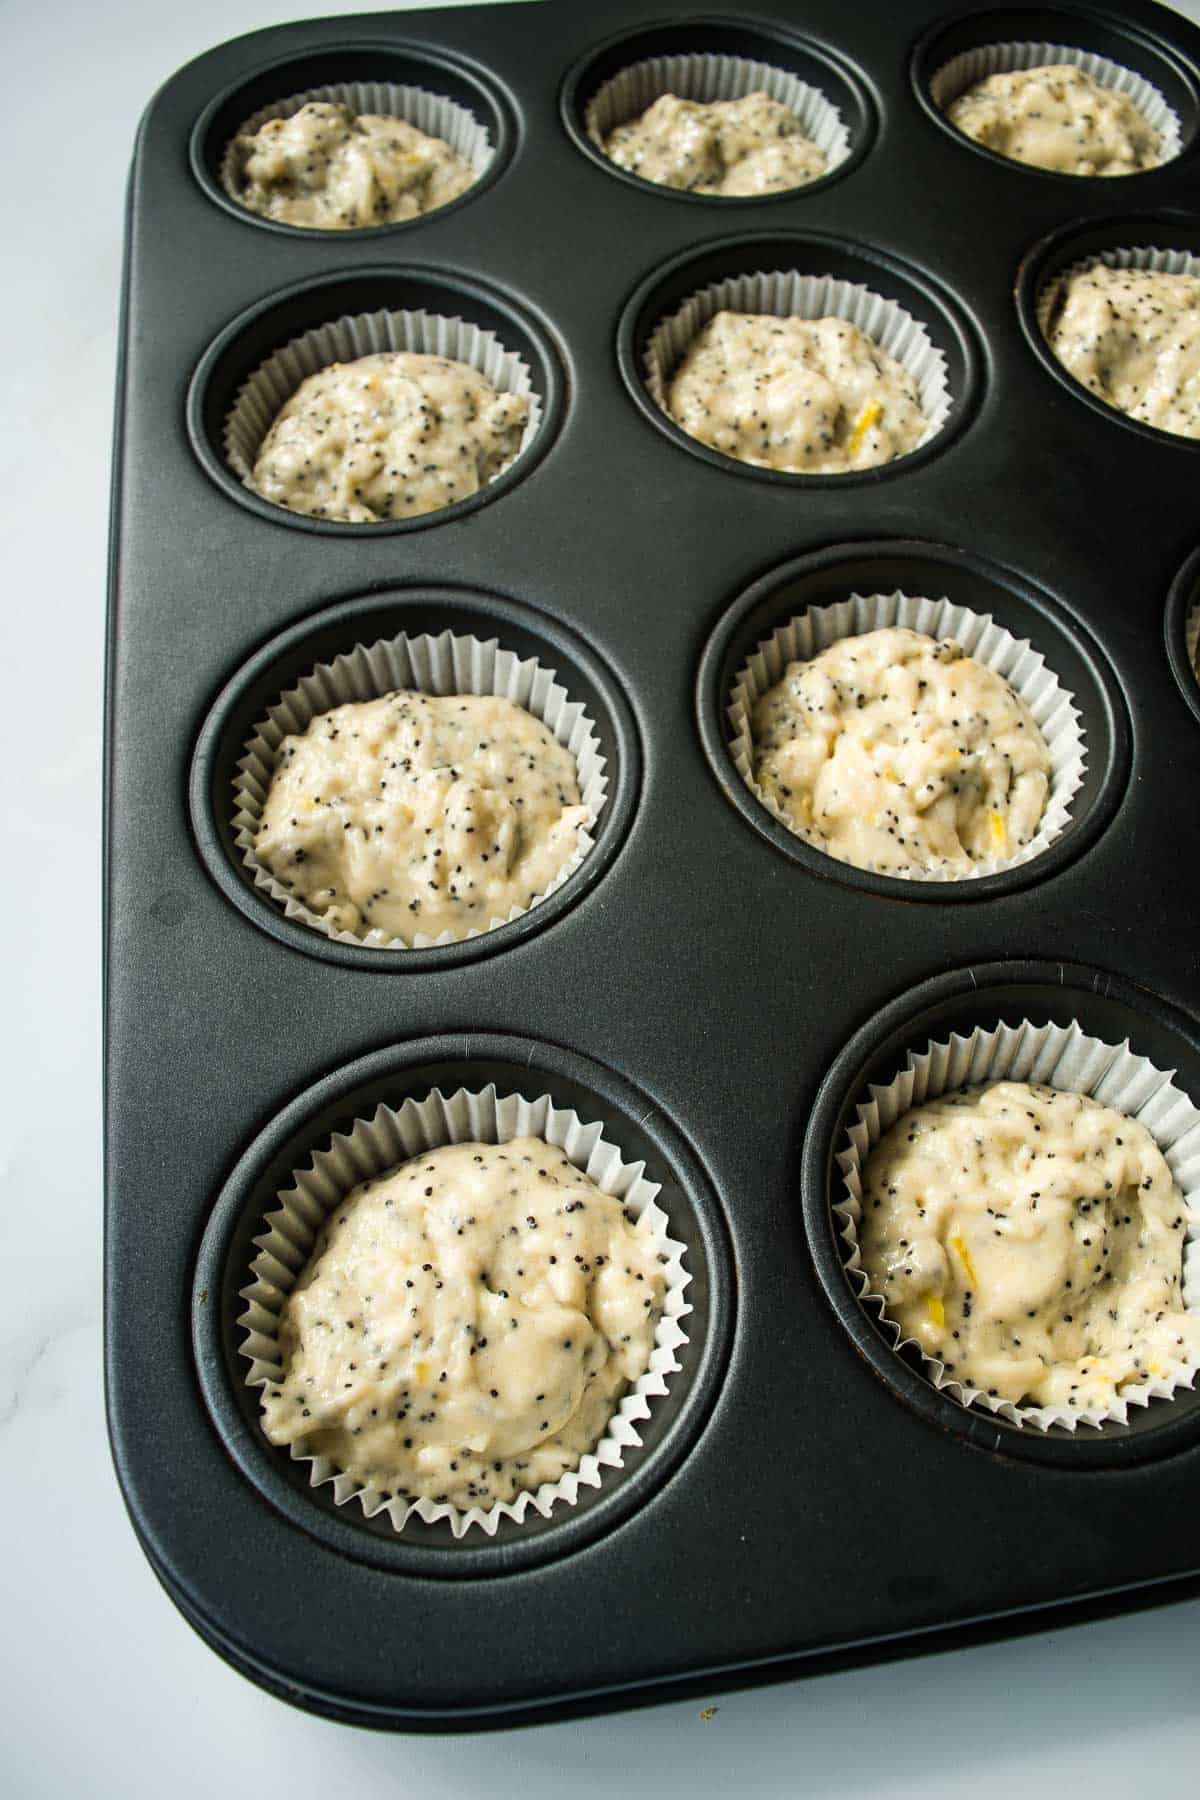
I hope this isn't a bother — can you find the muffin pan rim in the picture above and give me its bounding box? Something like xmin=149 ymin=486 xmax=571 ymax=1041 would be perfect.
xmin=191 ymin=1031 xmax=737 ymax=1579
xmin=188 ymin=36 xmax=519 ymax=240
xmin=694 ymin=537 xmax=1132 ymax=903
xmin=910 ymin=2 xmax=1200 ymax=181
xmin=558 ymin=12 xmax=879 ymax=206
xmin=185 ymin=263 xmax=567 ymax=535
xmin=801 ymin=958 xmax=1200 ymax=1468
xmin=188 ymin=585 xmax=643 ymax=971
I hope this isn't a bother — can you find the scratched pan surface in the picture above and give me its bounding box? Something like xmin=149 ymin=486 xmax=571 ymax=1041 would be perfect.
xmin=106 ymin=0 xmax=1200 ymax=1727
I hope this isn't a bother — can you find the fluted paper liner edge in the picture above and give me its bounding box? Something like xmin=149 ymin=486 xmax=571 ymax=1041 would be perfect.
xmin=223 ymin=306 xmax=540 ymax=512
xmin=836 ymin=1018 xmax=1200 ymax=1430
xmin=233 ymin=627 xmax=607 ymax=949
xmin=930 ymin=40 xmax=1182 ymax=166
xmin=728 ymin=591 xmax=1084 ymax=882
xmin=645 ymin=270 xmax=951 ymax=462
xmin=1037 ymin=244 xmax=1200 ymax=342
xmin=238 ymin=1084 xmax=691 ymax=1537
xmin=585 ymin=51 xmax=851 ymax=183
xmin=219 ymin=80 xmax=492 ymax=214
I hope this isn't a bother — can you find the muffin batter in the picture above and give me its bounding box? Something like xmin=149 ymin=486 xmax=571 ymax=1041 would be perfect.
xmin=603 ymin=90 xmax=826 ymax=195
xmin=247 ymin=351 xmax=529 ymax=523
xmin=225 ymin=100 xmax=476 ymax=227
xmin=1045 ymin=263 xmax=1200 ymax=439
xmin=255 ymin=690 xmax=589 ymax=942
xmin=749 ymin=627 xmax=1051 ymax=875
xmin=946 ymin=64 xmax=1161 ymax=175
xmin=665 ymin=312 xmax=927 ymax=474
xmin=260 ymin=1139 xmax=667 ymax=1509
xmin=858 ymin=1082 xmax=1200 ymax=1410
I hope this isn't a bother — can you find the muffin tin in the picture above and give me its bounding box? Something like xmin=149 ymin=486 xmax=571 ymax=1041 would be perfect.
xmin=106 ymin=0 xmax=1200 ymax=1728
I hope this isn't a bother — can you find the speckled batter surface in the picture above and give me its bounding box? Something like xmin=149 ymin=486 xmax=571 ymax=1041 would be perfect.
xmin=260 ymin=1138 xmax=667 ymax=1509
xmin=603 ymin=90 xmax=825 ymax=195
xmin=946 ymin=64 xmax=1161 ymax=176
xmin=1045 ymin=264 xmax=1200 ymax=438
xmin=858 ymin=1081 xmax=1200 ymax=1410
xmin=254 ymin=690 xmax=589 ymax=943
xmin=749 ymin=627 xmax=1051 ymax=875
xmin=665 ymin=311 xmax=927 ymax=474
xmin=246 ymin=350 xmax=529 ymax=523
xmin=225 ymin=100 xmax=476 ymax=227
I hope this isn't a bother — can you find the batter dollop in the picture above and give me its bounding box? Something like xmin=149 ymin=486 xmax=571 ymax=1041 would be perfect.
xmin=255 ymin=690 xmax=589 ymax=943
xmin=749 ymin=627 xmax=1051 ymax=875
xmin=665 ymin=312 xmax=927 ymax=474
xmin=247 ymin=351 xmax=529 ymax=523
xmin=859 ymin=1082 xmax=1200 ymax=1410
xmin=946 ymin=64 xmax=1161 ymax=176
xmin=1045 ymin=264 xmax=1200 ymax=439
xmin=225 ymin=100 xmax=477 ymax=227
xmin=604 ymin=91 xmax=826 ymax=195
xmin=260 ymin=1139 xmax=666 ymax=1509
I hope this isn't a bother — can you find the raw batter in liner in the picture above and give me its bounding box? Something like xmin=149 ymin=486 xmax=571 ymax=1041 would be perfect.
xmin=225 ymin=100 xmax=477 ymax=228
xmin=749 ymin=627 xmax=1051 ymax=875
xmin=858 ymin=1082 xmax=1200 ymax=1410
xmin=1044 ymin=264 xmax=1200 ymax=439
xmin=260 ymin=1138 xmax=666 ymax=1509
xmin=603 ymin=90 xmax=826 ymax=195
xmin=664 ymin=312 xmax=927 ymax=474
xmin=254 ymin=689 xmax=589 ymax=943
xmin=946 ymin=64 xmax=1161 ymax=176
xmin=247 ymin=351 xmax=529 ymax=523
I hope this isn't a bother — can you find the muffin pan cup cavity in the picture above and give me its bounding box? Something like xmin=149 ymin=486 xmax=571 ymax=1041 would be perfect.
xmin=191 ymin=43 xmax=514 ymax=235
xmin=236 ymin=1083 xmax=691 ymax=1540
xmin=1165 ymin=543 xmax=1200 ymax=730
xmin=193 ymin=1035 xmax=733 ymax=1574
xmin=187 ymin=268 xmax=564 ymax=534
xmin=562 ymin=18 xmax=874 ymax=199
xmin=913 ymin=7 xmax=1200 ymax=172
xmin=835 ymin=1017 xmax=1200 ymax=1430
xmin=620 ymin=235 xmax=980 ymax=484
xmin=803 ymin=963 xmax=1200 ymax=1469
xmin=726 ymin=589 xmax=1086 ymax=885
xmin=1020 ymin=220 xmax=1200 ymax=445
xmin=697 ymin=541 xmax=1129 ymax=901
xmin=190 ymin=588 xmax=640 ymax=970
xmin=231 ymin=626 xmax=608 ymax=951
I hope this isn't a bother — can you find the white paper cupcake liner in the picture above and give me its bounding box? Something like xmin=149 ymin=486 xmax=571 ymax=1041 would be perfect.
xmin=585 ymin=51 xmax=851 ymax=181
xmin=930 ymin=40 xmax=1182 ymax=166
xmin=219 ymin=80 xmax=492 ymax=212
xmin=233 ymin=627 xmax=607 ymax=949
xmin=728 ymin=591 xmax=1084 ymax=881
xmin=837 ymin=1018 xmax=1200 ymax=1430
xmin=223 ymin=306 xmax=541 ymax=506
xmin=1037 ymin=244 xmax=1200 ymax=343
xmin=645 ymin=271 xmax=952 ymax=461
xmin=238 ymin=1083 xmax=692 ymax=1537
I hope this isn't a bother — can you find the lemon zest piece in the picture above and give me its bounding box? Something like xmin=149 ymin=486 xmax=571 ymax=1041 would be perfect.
xmin=926 ymin=1295 xmax=945 ymax=1329
xmin=414 ymin=1360 xmax=429 ymax=1384
xmin=949 ymin=1233 xmax=979 ymax=1288
xmin=848 ymin=399 xmax=882 ymax=453
xmin=989 ymin=809 xmax=1007 ymax=849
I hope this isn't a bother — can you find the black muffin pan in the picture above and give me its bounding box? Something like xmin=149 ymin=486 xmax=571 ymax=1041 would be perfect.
xmin=106 ymin=0 xmax=1200 ymax=1729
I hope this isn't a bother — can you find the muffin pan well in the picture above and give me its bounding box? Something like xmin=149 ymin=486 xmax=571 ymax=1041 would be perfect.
xmin=108 ymin=0 xmax=1200 ymax=1730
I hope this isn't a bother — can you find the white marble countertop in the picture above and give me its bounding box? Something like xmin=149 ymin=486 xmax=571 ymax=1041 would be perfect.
xmin=3 ymin=0 xmax=1198 ymax=1789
